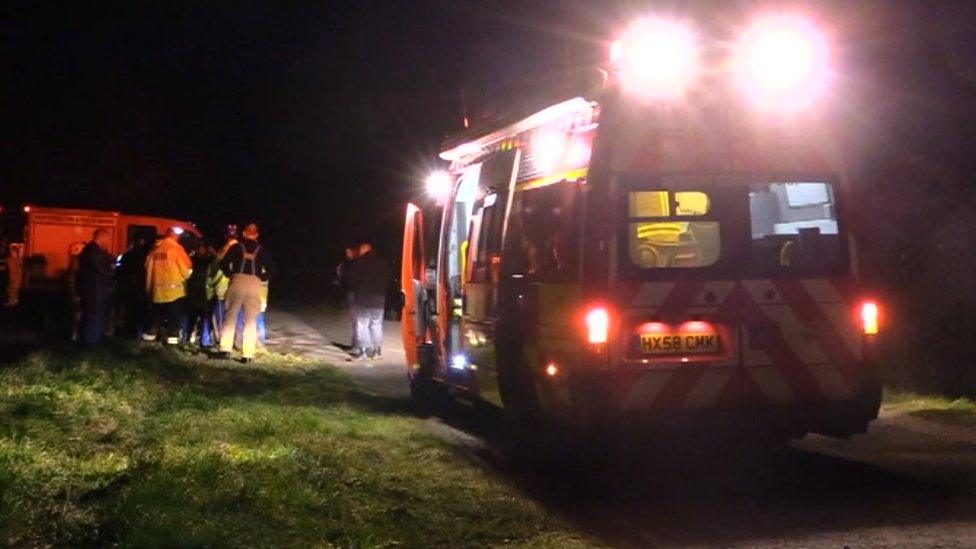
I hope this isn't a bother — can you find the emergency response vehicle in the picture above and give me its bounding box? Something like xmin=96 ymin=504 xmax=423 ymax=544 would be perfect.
xmin=401 ymin=14 xmax=882 ymax=443
xmin=20 ymin=205 xmax=200 ymax=289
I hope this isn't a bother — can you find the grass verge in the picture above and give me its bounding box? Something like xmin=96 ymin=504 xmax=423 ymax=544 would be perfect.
xmin=883 ymin=389 xmax=976 ymax=428
xmin=0 ymin=342 xmax=590 ymax=547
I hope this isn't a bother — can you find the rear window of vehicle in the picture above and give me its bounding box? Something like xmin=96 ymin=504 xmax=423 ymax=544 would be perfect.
xmin=748 ymin=182 xmax=845 ymax=274
xmin=618 ymin=179 xmax=848 ymax=279
xmin=627 ymin=190 xmax=721 ymax=269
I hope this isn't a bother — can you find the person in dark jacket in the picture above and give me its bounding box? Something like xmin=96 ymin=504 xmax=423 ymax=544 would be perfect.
xmin=346 ymin=242 xmax=390 ymax=359
xmin=335 ymin=244 xmax=359 ymax=350
xmin=77 ymin=229 xmax=115 ymax=347
xmin=216 ymin=223 xmax=275 ymax=362
xmin=116 ymin=237 xmax=151 ymax=338
xmin=184 ymin=243 xmax=214 ymax=346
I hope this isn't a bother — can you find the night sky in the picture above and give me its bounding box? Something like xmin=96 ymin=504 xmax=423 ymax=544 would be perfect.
xmin=4 ymin=1 xmax=976 ymax=310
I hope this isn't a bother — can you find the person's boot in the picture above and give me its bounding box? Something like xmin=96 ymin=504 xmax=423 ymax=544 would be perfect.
xmin=238 ymin=357 xmax=252 ymax=364
xmin=346 ymin=348 xmax=365 ymax=362
xmin=373 ymin=346 xmax=382 ymax=359
xmin=210 ymin=350 xmax=231 ymax=360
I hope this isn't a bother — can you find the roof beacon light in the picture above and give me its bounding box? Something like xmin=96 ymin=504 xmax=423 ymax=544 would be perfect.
xmin=612 ymin=17 xmax=698 ymax=99
xmin=735 ymin=15 xmax=831 ymax=110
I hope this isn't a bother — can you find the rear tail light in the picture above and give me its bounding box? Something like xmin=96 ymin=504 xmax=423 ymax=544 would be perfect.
xmin=586 ymin=307 xmax=610 ymax=344
xmin=860 ymin=300 xmax=879 ymax=335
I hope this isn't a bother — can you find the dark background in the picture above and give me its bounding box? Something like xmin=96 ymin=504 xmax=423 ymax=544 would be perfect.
xmin=3 ymin=1 xmax=975 ymax=394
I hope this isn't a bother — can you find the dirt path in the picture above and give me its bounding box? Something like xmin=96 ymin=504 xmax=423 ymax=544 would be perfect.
xmin=267 ymin=309 xmax=410 ymax=400
xmin=272 ymin=308 xmax=976 ymax=548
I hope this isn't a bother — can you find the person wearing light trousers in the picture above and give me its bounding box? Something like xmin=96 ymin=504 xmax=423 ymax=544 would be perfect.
xmin=215 ymin=223 xmax=275 ymax=363
xmin=346 ymin=242 xmax=390 ymax=360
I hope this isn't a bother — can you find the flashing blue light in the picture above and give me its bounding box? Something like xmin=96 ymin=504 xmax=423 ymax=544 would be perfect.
xmin=451 ymin=354 xmax=468 ymax=370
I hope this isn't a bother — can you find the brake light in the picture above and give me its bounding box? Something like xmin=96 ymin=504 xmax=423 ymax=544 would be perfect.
xmin=586 ymin=307 xmax=610 ymax=344
xmin=860 ymin=300 xmax=879 ymax=335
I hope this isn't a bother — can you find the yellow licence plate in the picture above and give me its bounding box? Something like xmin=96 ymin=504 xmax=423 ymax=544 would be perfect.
xmin=640 ymin=333 xmax=722 ymax=355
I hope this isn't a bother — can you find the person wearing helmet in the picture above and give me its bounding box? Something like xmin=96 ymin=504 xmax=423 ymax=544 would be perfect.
xmin=215 ymin=223 xmax=275 ymax=363
xmin=143 ymin=228 xmax=192 ymax=345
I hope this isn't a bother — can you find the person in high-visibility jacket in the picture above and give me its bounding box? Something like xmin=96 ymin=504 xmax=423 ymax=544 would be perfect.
xmin=143 ymin=228 xmax=192 ymax=345
xmin=216 ymin=223 xmax=275 ymax=362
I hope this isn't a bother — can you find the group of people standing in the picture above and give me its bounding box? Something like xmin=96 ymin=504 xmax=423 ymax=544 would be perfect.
xmin=77 ymin=223 xmax=275 ymax=363
xmin=337 ymin=242 xmax=390 ymax=360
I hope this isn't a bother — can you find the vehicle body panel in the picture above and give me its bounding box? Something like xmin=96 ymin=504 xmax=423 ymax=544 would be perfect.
xmin=404 ymin=84 xmax=880 ymax=438
xmin=23 ymin=205 xmax=200 ymax=282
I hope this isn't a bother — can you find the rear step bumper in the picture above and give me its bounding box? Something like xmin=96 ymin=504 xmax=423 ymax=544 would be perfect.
xmin=534 ymin=365 xmax=881 ymax=438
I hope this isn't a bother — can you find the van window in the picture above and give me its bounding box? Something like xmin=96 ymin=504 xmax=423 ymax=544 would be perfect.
xmin=470 ymin=193 xmax=506 ymax=283
xmin=748 ymin=182 xmax=843 ymax=271
xmin=627 ymin=190 xmax=720 ymax=269
xmin=127 ymin=225 xmax=156 ymax=248
xmin=505 ymin=181 xmax=580 ymax=281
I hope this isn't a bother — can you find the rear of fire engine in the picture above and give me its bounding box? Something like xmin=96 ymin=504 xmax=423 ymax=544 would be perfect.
xmin=402 ymin=14 xmax=881 ymax=445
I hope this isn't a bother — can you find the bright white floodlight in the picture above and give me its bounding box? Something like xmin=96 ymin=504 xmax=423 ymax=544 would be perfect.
xmin=611 ymin=17 xmax=698 ymax=99
xmin=735 ymin=15 xmax=830 ymax=110
xmin=425 ymin=170 xmax=453 ymax=204
xmin=531 ymin=131 xmax=567 ymax=174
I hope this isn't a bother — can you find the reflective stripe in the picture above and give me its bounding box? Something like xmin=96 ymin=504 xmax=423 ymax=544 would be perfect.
xmin=621 ymin=372 xmax=671 ymax=410
xmin=682 ymin=368 xmax=735 ymax=409
xmin=748 ymin=367 xmax=798 ymax=403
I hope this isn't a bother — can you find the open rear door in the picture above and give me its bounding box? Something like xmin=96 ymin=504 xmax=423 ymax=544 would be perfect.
xmin=401 ymin=203 xmax=426 ymax=373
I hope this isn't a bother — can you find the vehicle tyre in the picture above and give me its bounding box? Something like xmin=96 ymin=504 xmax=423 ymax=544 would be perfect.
xmin=497 ymin=340 xmax=565 ymax=464
xmin=409 ymin=342 xmax=446 ymax=412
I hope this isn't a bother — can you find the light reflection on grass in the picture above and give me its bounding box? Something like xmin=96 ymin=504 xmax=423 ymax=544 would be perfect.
xmin=0 ymin=343 xmax=591 ymax=547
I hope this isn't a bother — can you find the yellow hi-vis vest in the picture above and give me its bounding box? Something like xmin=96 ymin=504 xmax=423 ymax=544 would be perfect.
xmin=207 ymin=262 xmax=230 ymax=301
